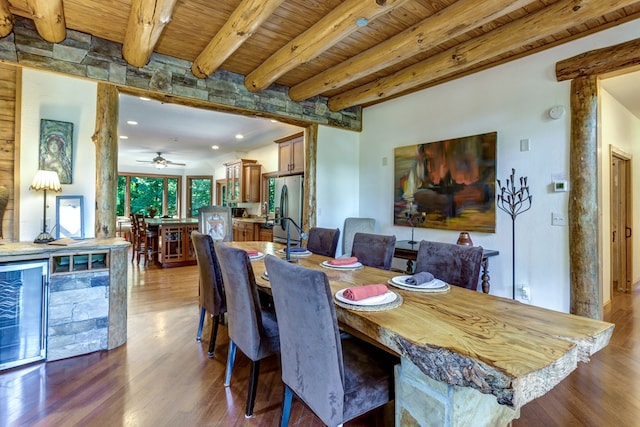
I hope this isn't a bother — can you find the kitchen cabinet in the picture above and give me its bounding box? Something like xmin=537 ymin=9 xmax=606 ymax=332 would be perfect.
xmin=258 ymin=226 xmax=273 ymax=242
xmin=233 ymin=220 xmax=255 ymax=242
xmin=158 ymin=223 xmax=199 ymax=266
xmin=275 ymin=132 xmax=304 ymax=175
xmin=225 ymin=159 xmax=261 ymax=203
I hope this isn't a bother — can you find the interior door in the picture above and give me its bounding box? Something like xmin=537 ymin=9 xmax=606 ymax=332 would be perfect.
xmin=611 ymin=152 xmax=632 ymax=293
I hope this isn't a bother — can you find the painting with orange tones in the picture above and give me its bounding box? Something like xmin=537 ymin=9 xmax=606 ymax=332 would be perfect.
xmin=394 ymin=132 xmax=496 ymax=233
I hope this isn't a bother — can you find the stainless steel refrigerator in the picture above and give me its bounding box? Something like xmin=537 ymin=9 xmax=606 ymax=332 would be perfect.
xmin=273 ymin=175 xmax=304 ymax=245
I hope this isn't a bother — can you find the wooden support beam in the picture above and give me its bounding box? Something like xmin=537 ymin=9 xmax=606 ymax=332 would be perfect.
xmin=191 ymin=0 xmax=285 ymax=79
xmin=289 ymin=0 xmax=530 ymax=102
xmin=26 ymin=0 xmax=66 ymax=43
xmin=123 ymin=0 xmax=178 ymax=68
xmin=0 ymin=0 xmax=14 ymax=38
xmin=569 ymin=76 xmax=601 ymax=320
xmin=245 ymin=0 xmax=411 ymax=93
xmin=93 ymin=83 xmax=119 ymax=238
xmin=556 ymin=37 xmax=640 ymax=81
xmin=327 ymin=0 xmax=639 ymax=111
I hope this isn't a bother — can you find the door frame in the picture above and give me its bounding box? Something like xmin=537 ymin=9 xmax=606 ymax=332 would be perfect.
xmin=609 ymin=146 xmax=633 ymax=294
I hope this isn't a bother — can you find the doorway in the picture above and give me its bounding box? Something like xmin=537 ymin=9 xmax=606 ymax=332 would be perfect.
xmin=610 ymin=148 xmax=632 ymax=294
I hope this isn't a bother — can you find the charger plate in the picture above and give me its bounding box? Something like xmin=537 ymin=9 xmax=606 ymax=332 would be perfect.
xmin=333 ymin=290 xmax=403 ymax=311
xmin=387 ymin=276 xmax=450 ymax=293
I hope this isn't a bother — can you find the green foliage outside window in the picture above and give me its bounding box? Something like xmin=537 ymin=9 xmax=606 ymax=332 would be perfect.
xmin=190 ymin=178 xmax=212 ymax=217
xmin=130 ymin=176 xmax=163 ymax=216
xmin=116 ymin=175 xmax=126 ymax=216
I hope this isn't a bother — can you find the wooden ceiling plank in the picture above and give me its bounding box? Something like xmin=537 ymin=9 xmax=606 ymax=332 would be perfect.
xmin=191 ymin=0 xmax=285 ymax=78
xmin=556 ymin=37 xmax=640 ymax=81
xmin=327 ymin=0 xmax=638 ymax=111
xmin=289 ymin=0 xmax=532 ymax=101
xmin=123 ymin=0 xmax=179 ymax=68
xmin=0 ymin=0 xmax=13 ymax=38
xmin=26 ymin=0 xmax=65 ymax=43
xmin=244 ymin=0 xmax=412 ymax=93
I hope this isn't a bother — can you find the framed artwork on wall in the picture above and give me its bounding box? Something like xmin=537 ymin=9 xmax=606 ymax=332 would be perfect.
xmin=39 ymin=119 xmax=74 ymax=184
xmin=56 ymin=195 xmax=84 ymax=239
xmin=394 ymin=132 xmax=497 ymax=233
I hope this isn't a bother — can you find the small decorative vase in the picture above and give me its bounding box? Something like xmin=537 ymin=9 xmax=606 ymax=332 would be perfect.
xmin=456 ymin=232 xmax=473 ymax=246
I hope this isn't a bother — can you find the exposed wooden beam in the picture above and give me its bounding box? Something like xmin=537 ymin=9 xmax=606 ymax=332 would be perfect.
xmin=26 ymin=0 xmax=66 ymax=43
xmin=327 ymin=0 xmax=638 ymax=112
xmin=192 ymin=0 xmax=285 ymax=79
xmin=289 ymin=0 xmax=531 ymax=102
xmin=245 ymin=0 xmax=411 ymax=93
xmin=123 ymin=0 xmax=178 ymax=68
xmin=0 ymin=0 xmax=13 ymax=38
xmin=556 ymin=37 xmax=640 ymax=81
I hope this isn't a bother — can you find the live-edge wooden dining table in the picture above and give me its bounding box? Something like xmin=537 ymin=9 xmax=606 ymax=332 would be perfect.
xmin=227 ymin=241 xmax=614 ymax=427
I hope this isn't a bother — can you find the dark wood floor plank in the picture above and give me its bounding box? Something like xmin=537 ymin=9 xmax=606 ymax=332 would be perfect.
xmin=1 ymin=250 xmax=637 ymax=426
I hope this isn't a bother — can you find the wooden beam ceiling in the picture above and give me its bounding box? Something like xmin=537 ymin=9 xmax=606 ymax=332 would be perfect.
xmin=122 ymin=0 xmax=179 ymax=68
xmin=3 ymin=0 xmax=640 ymax=111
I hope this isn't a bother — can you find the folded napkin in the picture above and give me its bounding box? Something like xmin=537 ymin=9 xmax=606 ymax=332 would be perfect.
xmin=246 ymin=250 xmax=259 ymax=257
xmin=328 ymin=256 xmax=358 ymax=266
xmin=343 ymin=284 xmax=389 ymax=301
xmin=405 ymin=271 xmax=435 ymax=286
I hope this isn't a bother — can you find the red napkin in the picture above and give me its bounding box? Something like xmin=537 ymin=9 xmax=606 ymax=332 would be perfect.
xmin=246 ymin=250 xmax=259 ymax=257
xmin=328 ymin=256 xmax=358 ymax=266
xmin=342 ymin=284 xmax=388 ymax=301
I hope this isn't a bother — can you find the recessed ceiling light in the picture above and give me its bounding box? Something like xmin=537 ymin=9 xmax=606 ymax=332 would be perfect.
xmin=211 ymin=145 xmax=219 ymax=150
xmin=139 ymin=97 xmax=150 ymax=101
xmin=127 ymin=120 xmax=138 ymax=125
xmin=235 ymin=134 xmax=244 ymax=140
xmin=119 ymin=135 xmax=128 ymax=139
xmin=270 ymin=119 xmax=278 ymax=123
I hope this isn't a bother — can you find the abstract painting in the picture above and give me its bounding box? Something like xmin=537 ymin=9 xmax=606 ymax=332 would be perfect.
xmin=394 ymin=132 xmax=496 ymax=233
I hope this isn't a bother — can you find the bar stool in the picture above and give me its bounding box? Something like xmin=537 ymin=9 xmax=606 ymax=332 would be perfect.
xmin=133 ymin=214 xmax=158 ymax=265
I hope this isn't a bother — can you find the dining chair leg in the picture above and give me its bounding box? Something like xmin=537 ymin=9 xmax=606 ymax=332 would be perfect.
xmin=224 ymin=341 xmax=236 ymax=387
xmin=208 ymin=315 xmax=220 ymax=358
xmin=280 ymin=385 xmax=293 ymax=427
xmin=245 ymin=360 xmax=260 ymax=418
xmin=196 ymin=307 xmax=205 ymax=341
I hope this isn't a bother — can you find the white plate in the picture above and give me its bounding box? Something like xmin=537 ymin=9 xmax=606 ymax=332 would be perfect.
xmin=321 ymin=260 xmax=363 ymax=269
xmin=391 ymin=275 xmax=445 ymax=289
xmin=248 ymin=252 xmax=265 ymax=261
xmin=276 ymin=248 xmax=312 ymax=256
xmin=335 ymin=289 xmax=397 ymax=306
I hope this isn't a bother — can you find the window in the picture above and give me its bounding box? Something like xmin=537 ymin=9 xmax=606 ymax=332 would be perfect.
xmin=117 ymin=173 xmax=182 ymax=217
xmin=186 ymin=176 xmax=213 ymax=217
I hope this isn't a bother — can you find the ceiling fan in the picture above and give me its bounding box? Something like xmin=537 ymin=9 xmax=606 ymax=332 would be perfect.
xmin=136 ymin=152 xmax=186 ymax=169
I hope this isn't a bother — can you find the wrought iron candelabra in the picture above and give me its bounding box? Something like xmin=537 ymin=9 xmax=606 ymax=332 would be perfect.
xmin=405 ymin=200 xmax=426 ymax=245
xmin=497 ymin=168 xmax=533 ymax=299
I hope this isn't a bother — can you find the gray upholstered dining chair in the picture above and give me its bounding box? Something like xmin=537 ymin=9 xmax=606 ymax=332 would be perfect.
xmin=342 ymin=217 xmax=375 ymax=257
xmin=213 ymin=242 xmax=280 ymax=418
xmin=351 ymin=232 xmax=396 ymax=270
xmin=264 ymin=254 xmax=396 ymax=427
xmin=306 ymin=227 xmax=340 ymax=258
xmin=191 ymin=231 xmax=226 ymax=358
xmin=414 ymin=240 xmax=484 ymax=290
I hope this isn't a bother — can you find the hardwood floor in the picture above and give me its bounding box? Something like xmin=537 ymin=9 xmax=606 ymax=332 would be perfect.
xmin=1 ymin=251 xmax=637 ymax=426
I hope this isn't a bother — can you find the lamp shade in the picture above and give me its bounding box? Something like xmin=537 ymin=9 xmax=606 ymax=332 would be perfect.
xmin=29 ymin=170 xmax=62 ymax=192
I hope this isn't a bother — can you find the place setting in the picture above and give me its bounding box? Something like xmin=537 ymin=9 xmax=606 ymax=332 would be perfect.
xmin=387 ymin=271 xmax=450 ymax=293
xmin=276 ymin=247 xmax=312 ymax=257
xmin=320 ymin=256 xmax=363 ymax=271
xmin=245 ymin=249 xmax=265 ymax=261
xmin=334 ymin=283 xmax=402 ymax=311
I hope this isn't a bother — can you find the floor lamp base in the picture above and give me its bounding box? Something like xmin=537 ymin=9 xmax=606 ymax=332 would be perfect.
xmin=34 ymin=232 xmax=55 ymax=244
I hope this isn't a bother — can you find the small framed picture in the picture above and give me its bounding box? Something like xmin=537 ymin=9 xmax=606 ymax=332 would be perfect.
xmin=39 ymin=119 xmax=74 ymax=184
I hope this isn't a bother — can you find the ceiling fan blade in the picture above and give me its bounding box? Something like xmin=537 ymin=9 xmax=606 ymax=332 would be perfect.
xmin=136 ymin=160 xmax=153 ymax=163
xmin=166 ymin=160 xmax=186 ymax=166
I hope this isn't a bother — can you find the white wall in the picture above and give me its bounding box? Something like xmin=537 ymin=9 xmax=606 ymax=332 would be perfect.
xmin=356 ymin=20 xmax=640 ymax=312
xmin=600 ymin=88 xmax=640 ymax=303
xmin=20 ymin=69 xmax=97 ymax=240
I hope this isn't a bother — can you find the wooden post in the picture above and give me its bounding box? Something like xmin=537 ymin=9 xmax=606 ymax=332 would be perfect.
xmin=569 ymin=76 xmax=601 ymax=319
xmin=93 ymin=83 xmax=118 ymax=238
xmin=304 ymin=124 xmax=317 ymax=230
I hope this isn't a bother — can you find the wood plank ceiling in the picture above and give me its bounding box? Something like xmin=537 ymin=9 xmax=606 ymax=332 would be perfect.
xmin=2 ymin=0 xmax=640 ymax=111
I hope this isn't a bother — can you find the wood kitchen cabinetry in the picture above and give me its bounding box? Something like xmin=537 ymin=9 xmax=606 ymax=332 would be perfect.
xmin=158 ymin=223 xmax=199 ymax=266
xmin=275 ymin=132 xmax=304 ymax=175
xmin=233 ymin=220 xmax=274 ymax=242
xmin=225 ymin=159 xmax=261 ymax=203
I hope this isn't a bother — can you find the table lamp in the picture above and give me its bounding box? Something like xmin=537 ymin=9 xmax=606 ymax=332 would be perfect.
xmin=29 ymin=170 xmax=62 ymax=243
